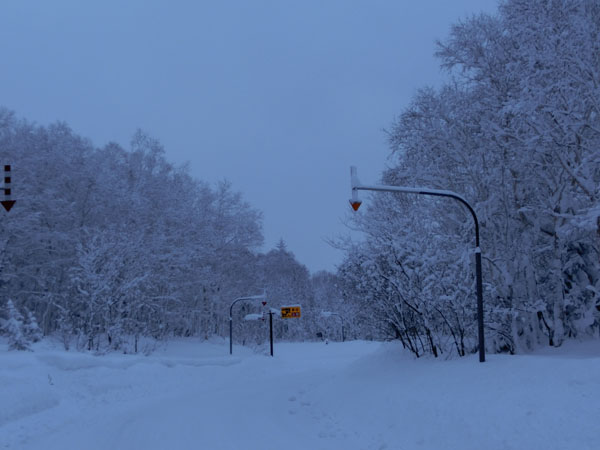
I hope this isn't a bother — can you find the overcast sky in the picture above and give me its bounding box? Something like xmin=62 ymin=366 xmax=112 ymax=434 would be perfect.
xmin=0 ymin=0 xmax=499 ymax=273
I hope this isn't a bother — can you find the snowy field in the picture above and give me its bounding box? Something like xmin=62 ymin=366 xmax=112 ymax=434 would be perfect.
xmin=1 ymin=338 xmax=599 ymax=450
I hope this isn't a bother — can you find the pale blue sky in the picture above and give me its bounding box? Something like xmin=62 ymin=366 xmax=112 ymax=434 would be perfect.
xmin=0 ymin=0 xmax=498 ymax=272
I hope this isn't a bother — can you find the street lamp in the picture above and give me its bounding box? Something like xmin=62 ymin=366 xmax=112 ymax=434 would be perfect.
xmin=350 ymin=166 xmax=485 ymax=362
xmin=229 ymin=291 xmax=267 ymax=355
xmin=320 ymin=311 xmax=346 ymax=342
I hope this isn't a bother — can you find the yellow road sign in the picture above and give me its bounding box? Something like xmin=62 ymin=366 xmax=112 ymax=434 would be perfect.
xmin=281 ymin=305 xmax=301 ymax=319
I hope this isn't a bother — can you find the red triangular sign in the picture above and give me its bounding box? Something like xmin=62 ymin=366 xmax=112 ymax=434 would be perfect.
xmin=1 ymin=200 xmax=15 ymax=212
xmin=349 ymin=200 xmax=362 ymax=211
xmin=262 ymin=301 xmax=267 ymax=306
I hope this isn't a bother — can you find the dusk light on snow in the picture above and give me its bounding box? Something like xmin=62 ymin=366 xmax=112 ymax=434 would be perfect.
xmin=1 ymin=1 xmax=599 ymax=449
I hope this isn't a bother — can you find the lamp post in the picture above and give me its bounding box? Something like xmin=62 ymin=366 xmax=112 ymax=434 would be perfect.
xmin=229 ymin=291 xmax=267 ymax=355
xmin=320 ymin=311 xmax=345 ymax=342
xmin=269 ymin=310 xmax=274 ymax=357
xmin=350 ymin=166 xmax=485 ymax=362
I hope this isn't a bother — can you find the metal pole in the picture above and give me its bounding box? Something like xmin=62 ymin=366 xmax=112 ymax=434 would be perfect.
xmin=269 ymin=311 xmax=274 ymax=357
xmin=427 ymin=190 xmax=485 ymax=363
xmin=475 ymin=251 xmax=485 ymax=362
xmin=351 ymin=167 xmax=485 ymax=362
xmin=229 ymin=314 xmax=233 ymax=355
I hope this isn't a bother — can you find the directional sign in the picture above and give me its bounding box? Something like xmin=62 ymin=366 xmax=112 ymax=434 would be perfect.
xmin=281 ymin=305 xmax=301 ymax=319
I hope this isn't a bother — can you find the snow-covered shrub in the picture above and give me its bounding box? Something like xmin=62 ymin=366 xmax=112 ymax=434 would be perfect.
xmin=2 ymin=300 xmax=31 ymax=351
xmin=24 ymin=308 xmax=43 ymax=343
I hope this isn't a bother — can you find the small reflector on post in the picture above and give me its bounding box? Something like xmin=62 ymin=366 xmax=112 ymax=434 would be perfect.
xmin=349 ymin=200 xmax=362 ymax=211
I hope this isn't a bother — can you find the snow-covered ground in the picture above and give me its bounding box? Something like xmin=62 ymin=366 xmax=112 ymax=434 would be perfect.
xmin=1 ymin=338 xmax=599 ymax=450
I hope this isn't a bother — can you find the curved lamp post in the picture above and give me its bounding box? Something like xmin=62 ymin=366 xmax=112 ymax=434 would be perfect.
xmin=350 ymin=166 xmax=485 ymax=362
xmin=229 ymin=292 xmax=267 ymax=355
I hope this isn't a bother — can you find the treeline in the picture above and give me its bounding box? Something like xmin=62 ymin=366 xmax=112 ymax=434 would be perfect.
xmin=4 ymin=0 xmax=599 ymax=358
xmin=338 ymin=0 xmax=600 ymax=357
xmin=0 ymin=110 xmax=345 ymax=352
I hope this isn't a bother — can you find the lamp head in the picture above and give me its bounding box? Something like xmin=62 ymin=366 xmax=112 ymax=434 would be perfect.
xmin=349 ymin=166 xmax=362 ymax=211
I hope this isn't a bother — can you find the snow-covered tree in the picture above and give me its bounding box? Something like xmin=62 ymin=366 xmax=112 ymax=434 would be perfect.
xmin=340 ymin=0 xmax=600 ymax=355
xmin=24 ymin=308 xmax=43 ymax=343
xmin=2 ymin=299 xmax=30 ymax=350
xmin=0 ymin=112 xmax=267 ymax=350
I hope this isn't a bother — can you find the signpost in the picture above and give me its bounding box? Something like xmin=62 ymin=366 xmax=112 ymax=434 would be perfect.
xmin=2 ymin=165 xmax=15 ymax=212
xmin=237 ymin=303 xmax=301 ymax=357
xmin=280 ymin=305 xmax=301 ymax=319
xmin=263 ymin=305 xmax=302 ymax=356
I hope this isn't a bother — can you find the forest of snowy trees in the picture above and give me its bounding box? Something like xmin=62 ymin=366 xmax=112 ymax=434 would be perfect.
xmin=0 ymin=111 xmax=347 ymax=352
xmin=1 ymin=0 xmax=599 ymax=357
xmin=339 ymin=0 xmax=600 ymax=356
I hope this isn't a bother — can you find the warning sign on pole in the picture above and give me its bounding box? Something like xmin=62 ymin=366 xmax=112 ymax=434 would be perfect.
xmin=2 ymin=165 xmax=15 ymax=212
xmin=281 ymin=305 xmax=301 ymax=319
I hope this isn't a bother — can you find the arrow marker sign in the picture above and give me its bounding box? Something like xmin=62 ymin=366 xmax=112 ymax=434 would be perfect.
xmin=2 ymin=165 xmax=15 ymax=212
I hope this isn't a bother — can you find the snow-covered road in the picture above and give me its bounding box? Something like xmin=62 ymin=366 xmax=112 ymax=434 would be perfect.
xmin=2 ymin=339 xmax=599 ymax=449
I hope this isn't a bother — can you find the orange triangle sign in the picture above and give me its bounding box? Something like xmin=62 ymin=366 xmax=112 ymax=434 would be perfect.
xmin=349 ymin=200 xmax=362 ymax=211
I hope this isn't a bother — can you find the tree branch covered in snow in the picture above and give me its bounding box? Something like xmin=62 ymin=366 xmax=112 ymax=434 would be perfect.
xmin=339 ymin=0 xmax=600 ymax=357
